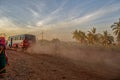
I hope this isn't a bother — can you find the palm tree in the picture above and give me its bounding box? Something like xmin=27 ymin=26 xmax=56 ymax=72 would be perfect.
xmin=111 ymin=18 xmax=120 ymax=44
xmin=95 ymin=33 xmax=103 ymax=45
xmin=73 ymin=30 xmax=86 ymax=44
xmin=87 ymin=27 xmax=98 ymax=45
xmin=88 ymin=27 xmax=96 ymax=34
xmin=73 ymin=30 xmax=79 ymax=42
xmin=101 ymin=31 xmax=114 ymax=47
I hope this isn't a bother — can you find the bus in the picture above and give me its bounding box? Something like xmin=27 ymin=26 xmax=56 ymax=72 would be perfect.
xmin=7 ymin=34 xmax=36 ymax=49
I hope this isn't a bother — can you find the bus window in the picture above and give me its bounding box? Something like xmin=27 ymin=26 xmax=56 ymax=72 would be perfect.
xmin=20 ymin=36 xmax=23 ymax=40
xmin=22 ymin=36 xmax=25 ymax=40
xmin=16 ymin=37 xmax=17 ymax=40
xmin=17 ymin=36 xmax=19 ymax=40
xmin=14 ymin=37 xmax=16 ymax=40
xmin=16 ymin=37 xmax=18 ymax=40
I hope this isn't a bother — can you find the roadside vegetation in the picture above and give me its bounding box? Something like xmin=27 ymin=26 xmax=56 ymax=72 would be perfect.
xmin=72 ymin=18 xmax=120 ymax=48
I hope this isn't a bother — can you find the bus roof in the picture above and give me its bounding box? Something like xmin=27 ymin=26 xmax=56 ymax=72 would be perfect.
xmin=9 ymin=34 xmax=35 ymax=38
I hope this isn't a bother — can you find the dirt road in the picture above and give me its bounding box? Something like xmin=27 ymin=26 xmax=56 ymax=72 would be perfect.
xmin=1 ymin=50 xmax=119 ymax=80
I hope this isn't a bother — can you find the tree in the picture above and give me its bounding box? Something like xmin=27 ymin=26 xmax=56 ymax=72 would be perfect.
xmin=73 ymin=30 xmax=86 ymax=44
xmin=101 ymin=31 xmax=114 ymax=47
xmin=87 ymin=27 xmax=98 ymax=45
xmin=111 ymin=18 xmax=120 ymax=44
xmin=51 ymin=38 xmax=60 ymax=43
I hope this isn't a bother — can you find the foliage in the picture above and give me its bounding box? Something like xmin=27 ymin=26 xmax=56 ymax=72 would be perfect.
xmin=72 ymin=30 xmax=86 ymax=44
xmin=111 ymin=18 xmax=120 ymax=44
xmin=101 ymin=31 xmax=114 ymax=47
xmin=73 ymin=28 xmax=114 ymax=47
xmin=86 ymin=27 xmax=98 ymax=45
xmin=72 ymin=18 xmax=120 ymax=47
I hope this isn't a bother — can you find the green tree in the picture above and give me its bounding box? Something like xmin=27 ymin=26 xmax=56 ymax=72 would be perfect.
xmin=111 ymin=18 xmax=120 ymax=44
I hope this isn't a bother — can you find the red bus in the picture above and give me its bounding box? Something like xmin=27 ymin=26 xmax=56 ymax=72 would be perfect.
xmin=7 ymin=34 xmax=36 ymax=49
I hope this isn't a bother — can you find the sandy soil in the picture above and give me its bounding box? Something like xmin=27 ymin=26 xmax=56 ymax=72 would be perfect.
xmin=0 ymin=50 xmax=120 ymax=80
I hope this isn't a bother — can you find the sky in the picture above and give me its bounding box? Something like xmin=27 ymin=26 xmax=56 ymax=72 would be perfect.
xmin=0 ymin=0 xmax=120 ymax=41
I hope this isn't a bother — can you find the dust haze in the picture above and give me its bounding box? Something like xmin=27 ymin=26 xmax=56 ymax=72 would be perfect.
xmin=26 ymin=40 xmax=120 ymax=79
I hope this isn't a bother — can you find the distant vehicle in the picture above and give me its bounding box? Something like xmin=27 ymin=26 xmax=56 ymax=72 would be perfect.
xmin=7 ymin=34 xmax=36 ymax=49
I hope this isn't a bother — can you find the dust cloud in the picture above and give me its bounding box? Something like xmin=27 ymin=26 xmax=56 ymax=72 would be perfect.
xmin=27 ymin=41 xmax=120 ymax=79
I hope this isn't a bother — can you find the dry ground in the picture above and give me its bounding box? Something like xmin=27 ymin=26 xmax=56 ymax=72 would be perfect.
xmin=0 ymin=50 xmax=120 ymax=80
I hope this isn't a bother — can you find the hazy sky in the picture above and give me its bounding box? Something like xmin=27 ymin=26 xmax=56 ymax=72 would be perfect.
xmin=0 ymin=0 xmax=120 ymax=41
